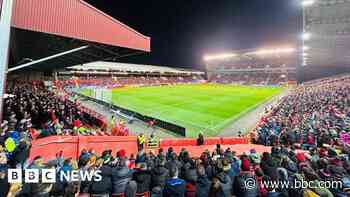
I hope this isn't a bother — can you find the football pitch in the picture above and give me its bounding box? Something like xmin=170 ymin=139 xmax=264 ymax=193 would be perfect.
xmin=80 ymin=84 xmax=282 ymax=137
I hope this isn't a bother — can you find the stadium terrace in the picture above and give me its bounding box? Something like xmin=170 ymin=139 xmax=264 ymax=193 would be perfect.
xmin=1 ymin=0 xmax=350 ymax=197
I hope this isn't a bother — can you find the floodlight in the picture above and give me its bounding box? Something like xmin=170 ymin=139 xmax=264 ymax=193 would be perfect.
xmin=249 ymin=47 xmax=295 ymax=55
xmin=203 ymin=53 xmax=237 ymax=61
xmin=302 ymin=53 xmax=309 ymax=57
xmin=303 ymin=46 xmax=310 ymax=51
xmin=302 ymin=0 xmax=315 ymax=7
xmin=302 ymin=32 xmax=311 ymax=41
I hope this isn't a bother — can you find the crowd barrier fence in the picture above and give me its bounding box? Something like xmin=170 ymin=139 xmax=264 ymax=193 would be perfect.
xmin=29 ymin=136 xmax=250 ymax=161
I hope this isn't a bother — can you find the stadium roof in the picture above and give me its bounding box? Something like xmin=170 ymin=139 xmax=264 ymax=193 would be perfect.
xmin=303 ymin=0 xmax=350 ymax=67
xmin=204 ymin=47 xmax=298 ymax=70
xmin=67 ymin=61 xmax=204 ymax=74
xmin=3 ymin=0 xmax=151 ymax=71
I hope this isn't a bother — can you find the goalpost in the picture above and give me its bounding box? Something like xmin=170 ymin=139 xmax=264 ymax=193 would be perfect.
xmin=94 ymin=88 xmax=112 ymax=104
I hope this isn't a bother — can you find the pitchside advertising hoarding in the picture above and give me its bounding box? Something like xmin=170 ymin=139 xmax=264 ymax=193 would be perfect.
xmin=8 ymin=169 xmax=102 ymax=183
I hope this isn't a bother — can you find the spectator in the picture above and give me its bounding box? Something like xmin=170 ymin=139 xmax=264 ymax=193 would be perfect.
xmin=163 ymin=165 xmax=186 ymax=197
xmin=151 ymin=157 xmax=169 ymax=189
xmin=196 ymin=164 xmax=211 ymax=197
xmin=197 ymin=133 xmax=204 ymax=146
xmin=132 ymin=162 xmax=152 ymax=193
xmin=233 ymin=157 xmax=258 ymax=197
xmin=137 ymin=133 xmax=145 ymax=151
xmin=210 ymin=159 xmax=232 ymax=197
xmin=89 ymin=158 xmax=113 ymax=196
xmin=112 ymin=158 xmax=133 ymax=194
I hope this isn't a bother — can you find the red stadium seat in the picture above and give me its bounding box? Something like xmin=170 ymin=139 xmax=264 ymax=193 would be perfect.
xmin=136 ymin=192 xmax=150 ymax=197
xmin=203 ymin=137 xmax=221 ymax=145
xmin=221 ymin=137 xmax=249 ymax=145
xmin=111 ymin=193 xmax=125 ymax=197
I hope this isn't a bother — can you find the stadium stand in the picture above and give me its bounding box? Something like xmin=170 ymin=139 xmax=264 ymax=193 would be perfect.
xmin=0 ymin=75 xmax=350 ymax=197
xmin=5 ymin=80 xmax=133 ymax=138
xmin=2 ymin=0 xmax=350 ymax=196
xmin=206 ymin=48 xmax=297 ymax=86
xmin=57 ymin=61 xmax=205 ymax=88
xmin=210 ymin=72 xmax=296 ymax=86
xmin=254 ymin=74 xmax=350 ymax=148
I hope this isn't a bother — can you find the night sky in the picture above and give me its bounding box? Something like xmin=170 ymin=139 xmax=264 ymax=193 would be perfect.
xmin=85 ymin=0 xmax=302 ymax=70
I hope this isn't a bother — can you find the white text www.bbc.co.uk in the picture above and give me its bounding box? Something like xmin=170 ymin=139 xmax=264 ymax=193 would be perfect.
xmin=244 ymin=178 xmax=342 ymax=190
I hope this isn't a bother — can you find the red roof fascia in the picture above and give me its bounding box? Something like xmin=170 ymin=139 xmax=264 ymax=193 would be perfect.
xmin=10 ymin=0 xmax=150 ymax=52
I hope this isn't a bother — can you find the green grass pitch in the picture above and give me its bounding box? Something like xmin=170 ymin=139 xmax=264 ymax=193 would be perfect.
xmin=80 ymin=84 xmax=282 ymax=137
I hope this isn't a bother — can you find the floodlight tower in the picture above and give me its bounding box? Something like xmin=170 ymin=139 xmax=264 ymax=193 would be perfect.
xmin=301 ymin=0 xmax=315 ymax=66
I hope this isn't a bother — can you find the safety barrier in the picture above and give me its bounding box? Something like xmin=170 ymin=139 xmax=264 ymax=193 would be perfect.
xmin=29 ymin=136 xmax=138 ymax=161
xmin=160 ymin=137 xmax=249 ymax=147
xmin=78 ymin=105 xmax=108 ymax=129
xmin=56 ymin=89 xmax=108 ymax=129
xmin=29 ymin=136 xmax=250 ymax=161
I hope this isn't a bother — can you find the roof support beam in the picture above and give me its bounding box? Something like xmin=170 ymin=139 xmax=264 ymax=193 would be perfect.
xmin=0 ymin=0 xmax=14 ymax=122
xmin=7 ymin=45 xmax=89 ymax=72
xmin=89 ymin=43 xmax=121 ymax=57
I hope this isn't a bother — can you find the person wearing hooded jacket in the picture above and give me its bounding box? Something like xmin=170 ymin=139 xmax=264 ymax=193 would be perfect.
xmin=151 ymin=158 xmax=169 ymax=189
xmin=10 ymin=138 xmax=31 ymax=169
xmin=261 ymin=153 xmax=279 ymax=181
xmin=132 ymin=162 xmax=152 ymax=193
xmin=196 ymin=164 xmax=211 ymax=197
xmin=112 ymin=159 xmax=133 ymax=194
xmin=89 ymin=158 xmax=113 ymax=196
xmin=209 ymin=160 xmax=232 ymax=197
xmin=184 ymin=161 xmax=198 ymax=197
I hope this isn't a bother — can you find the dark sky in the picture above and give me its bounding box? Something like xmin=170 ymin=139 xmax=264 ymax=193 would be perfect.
xmin=85 ymin=0 xmax=302 ymax=70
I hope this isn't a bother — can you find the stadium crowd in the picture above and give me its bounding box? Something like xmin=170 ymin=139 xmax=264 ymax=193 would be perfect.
xmin=1 ymin=81 xmax=118 ymax=142
xmin=62 ymin=76 xmax=203 ymax=89
xmin=0 ymin=75 xmax=350 ymax=196
xmin=210 ymin=73 xmax=291 ymax=85
xmin=255 ymin=75 xmax=350 ymax=148
xmin=1 ymin=142 xmax=350 ymax=197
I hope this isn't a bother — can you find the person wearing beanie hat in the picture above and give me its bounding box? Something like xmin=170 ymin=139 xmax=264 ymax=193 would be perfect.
xmin=111 ymin=158 xmax=133 ymax=194
xmin=241 ymin=158 xmax=251 ymax=172
xmin=233 ymin=159 xmax=258 ymax=197
xmin=249 ymin=150 xmax=261 ymax=166
xmin=296 ymin=152 xmax=306 ymax=163
xmin=222 ymin=159 xmax=235 ymax=182
xmin=250 ymin=148 xmax=256 ymax=154
xmin=117 ymin=149 xmax=126 ymax=158
xmin=212 ymin=159 xmax=232 ymax=197
xmin=89 ymin=158 xmax=113 ymax=196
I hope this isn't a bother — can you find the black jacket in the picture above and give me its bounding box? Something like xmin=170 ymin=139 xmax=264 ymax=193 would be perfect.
xmin=195 ymin=175 xmax=211 ymax=197
xmin=214 ymin=172 xmax=232 ymax=197
xmin=12 ymin=141 xmax=31 ymax=166
xmin=151 ymin=165 xmax=169 ymax=188
xmin=112 ymin=166 xmax=133 ymax=194
xmin=132 ymin=169 xmax=152 ymax=193
xmin=89 ymin=165 xmax=113 ymax=194
xmin=261 ymin=159 xmax=278 ymax=181
xmin=233 ymin=172 xmax=258 ymax=197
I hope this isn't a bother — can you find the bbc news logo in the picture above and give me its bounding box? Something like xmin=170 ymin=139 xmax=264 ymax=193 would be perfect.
xmin=8 ymin=169 xmax=102 ymax=183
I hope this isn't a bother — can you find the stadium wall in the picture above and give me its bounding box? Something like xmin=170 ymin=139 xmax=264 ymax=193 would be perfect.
xmin=29 ymin=135 xmax=250 ymax=161
xmin=8 ymin=70 xmax=53 ymax=81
